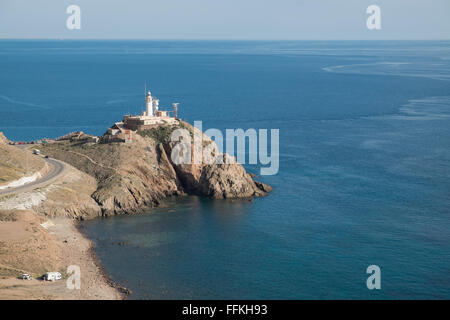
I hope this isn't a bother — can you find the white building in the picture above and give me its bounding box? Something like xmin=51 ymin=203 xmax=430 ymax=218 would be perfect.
xmin=145 ymin=91 xmax=161 ymax=117
xmin=118 ymin=89 xmax=179 ymax=132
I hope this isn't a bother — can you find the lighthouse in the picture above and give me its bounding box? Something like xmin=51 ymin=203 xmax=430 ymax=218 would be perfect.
xmin=121 ymin=87 xmax=180 ymax=132
xmin=146 ymin=91 xmax=153 ymax=116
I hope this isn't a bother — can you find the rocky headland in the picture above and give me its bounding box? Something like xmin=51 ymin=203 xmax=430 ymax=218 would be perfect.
xmin=0 ymin=121 xmax=271 ymax=299
xmin=38 ymin=120 xmax=271 ymax=220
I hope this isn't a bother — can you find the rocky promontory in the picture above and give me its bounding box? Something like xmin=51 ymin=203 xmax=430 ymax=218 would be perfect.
xmin=0 ymin=122 xmax=271 ymax=299
xmin=39 ymin=121 xmax=271 ymax=219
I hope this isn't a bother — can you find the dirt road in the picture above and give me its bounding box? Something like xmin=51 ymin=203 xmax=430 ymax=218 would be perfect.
xmin=0 ymin=156 xmax=67 ymax=197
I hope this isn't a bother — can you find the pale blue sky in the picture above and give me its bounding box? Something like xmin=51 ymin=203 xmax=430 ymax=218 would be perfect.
xmin=0 ymin=0 xmax=449 ymax=40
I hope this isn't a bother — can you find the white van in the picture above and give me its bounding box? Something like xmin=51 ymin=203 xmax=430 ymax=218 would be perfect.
xmin=33 ymin=149 xmax=40 ymax=155
xmin=43 ymin=272 xmax=62 ymax=281
xmin=22 ymin=274 xmax=32 ymax=280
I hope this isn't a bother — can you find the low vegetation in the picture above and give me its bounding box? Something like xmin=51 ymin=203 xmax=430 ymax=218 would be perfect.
xmin=0 ymin=144 xmax=45 ymax=184
xmin=138 ymin=124 xmax=178 ymax=144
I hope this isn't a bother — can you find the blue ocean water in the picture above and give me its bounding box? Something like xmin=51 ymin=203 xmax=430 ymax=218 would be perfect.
xmin=1 ymin=40 xmax=449 ymax=299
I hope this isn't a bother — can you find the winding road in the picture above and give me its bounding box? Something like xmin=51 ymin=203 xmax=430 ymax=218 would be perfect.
xmin=0 ymin=152 xmax=68 ymax=197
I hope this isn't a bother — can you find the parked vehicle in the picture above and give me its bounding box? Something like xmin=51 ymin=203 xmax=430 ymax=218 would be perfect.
xmin=33 ymin=149 xmax=40 ymax=155
xmin=43 ymin=272 xmax=62 ymax=281
xmin=22 ymin=274 xmax=32 ymax=280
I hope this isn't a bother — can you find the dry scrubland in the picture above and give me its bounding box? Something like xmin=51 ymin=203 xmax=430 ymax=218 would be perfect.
xmin=0 ymin=210 xmax=63 ymax=277
xmin=0 ymin=132 xmax=45 ymax=186
xmin=0 ymin=133 xmax=120 ymax=299
xmin=0 ymin=211 xmax=120 ymax=300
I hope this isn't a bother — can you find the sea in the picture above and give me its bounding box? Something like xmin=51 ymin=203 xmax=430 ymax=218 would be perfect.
xmin=0 ymin=40 xmax=449 ymax=299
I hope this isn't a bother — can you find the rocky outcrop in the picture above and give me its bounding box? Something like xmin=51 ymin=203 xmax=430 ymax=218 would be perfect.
xmin=163 ymin=121 xmax=269 ymax=199
xmin=253 ymin=181 xmax=272 ymax=193
xmin=171 ymin=153 xmax=266 ymax=199
xmin=39 ymin=121 xmax=271 ymax=218
xmin=0 ymin=132 xmax=8 ymax=145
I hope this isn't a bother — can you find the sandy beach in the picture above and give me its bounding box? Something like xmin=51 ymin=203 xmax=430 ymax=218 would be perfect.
xmin=0 ymin=151 xmax=122 ymax=300
xmin=0 ymin=212 xmax=122 ymax=300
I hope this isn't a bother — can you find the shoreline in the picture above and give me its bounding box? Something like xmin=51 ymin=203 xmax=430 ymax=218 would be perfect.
xmin=0 ymin=213 xmax=123 ymax=300
xmin=75 ymin=220 xmax=131 ymax=298
xmin=47 ymin=216 xmax=124 ymax=300
xmin=0 ymin=120 xmax=272 ymax=299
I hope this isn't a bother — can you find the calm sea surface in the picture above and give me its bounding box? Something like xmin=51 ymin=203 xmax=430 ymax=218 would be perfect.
xmin=1 ymin=40 xmax=449 ymax=299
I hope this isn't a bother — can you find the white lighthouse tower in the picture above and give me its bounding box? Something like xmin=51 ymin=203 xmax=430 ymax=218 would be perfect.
xmin=145 ymin=91 xmax=153 ymax=116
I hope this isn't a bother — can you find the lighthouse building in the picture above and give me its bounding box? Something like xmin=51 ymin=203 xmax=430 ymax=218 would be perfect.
xmin=115 ymin=90 xmax=179 ymax=131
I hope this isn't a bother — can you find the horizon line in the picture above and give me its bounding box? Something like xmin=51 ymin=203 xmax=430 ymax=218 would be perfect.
xmin=1 ymin=38 xmax=450 ymax=42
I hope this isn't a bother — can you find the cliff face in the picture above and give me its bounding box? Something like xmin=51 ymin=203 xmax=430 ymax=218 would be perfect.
xmin=90 ymin=138 xmax=182 ymax=215
xmin=163 ymin=122 xmax=269 ymax=199
xmin=171 ymin=154 xmax=267 ymax=199
xmin=40 ymin=121 xmax=271 ymax=218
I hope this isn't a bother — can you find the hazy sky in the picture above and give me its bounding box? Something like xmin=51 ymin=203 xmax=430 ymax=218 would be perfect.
xmin=0 ymin=0 xmax=449 ymax=40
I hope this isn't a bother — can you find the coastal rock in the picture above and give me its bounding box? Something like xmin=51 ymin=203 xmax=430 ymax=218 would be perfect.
xmin=164 ymin=122 xmax=269 ymax=198
xmin=253 ymin=181 xmax=272 ymax=193
xmin=39 ymin=121 xmax=271 ymax=218
xmin=0 ymin=132 xmax=8 ymax=144
xmin=190 ymin=155 xmax=266 ymax=198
